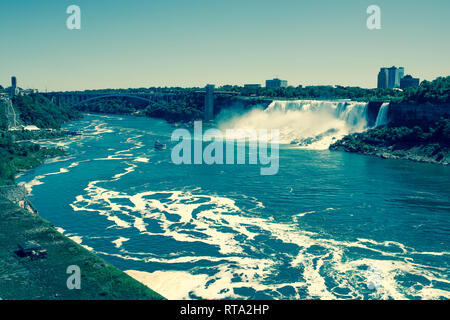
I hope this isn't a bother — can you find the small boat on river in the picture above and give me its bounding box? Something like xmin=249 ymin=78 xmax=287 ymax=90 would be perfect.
xmin=154 ymin=140 xmax=166 ymax=150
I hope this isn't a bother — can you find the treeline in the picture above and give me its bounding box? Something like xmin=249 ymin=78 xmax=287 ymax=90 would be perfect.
xmin=12 ymin=94 xmax=81 ymax=129
xmin=75 ymin=93 xmax=204 ymax=122
xmin=75 ymin=97 xmax=143 ymax=115
xmin=360 ymin=118 xmax=450 ymax=147
xmin=143 ymin=93 xmax=203 ymax=122
xmin=401 ymin=76 xmax=450 ymax=104
xmin=330 ymin=117 xmax=450 ymax=162
xmin=75 ymin=84 xmax=405 ymax=102
xmin=218 ymin=85 xmax=406 ymax=102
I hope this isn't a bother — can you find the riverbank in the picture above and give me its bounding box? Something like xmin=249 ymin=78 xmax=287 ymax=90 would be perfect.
xmin=0 ymin=196 xmax=164 ymax=300
xmin=330 ymin=118 xmax=450 ymax=165
xmin=0 ymin=128 xmax=165 ymax=299
xmin=331 ymin=141 xmax=449 ymax=164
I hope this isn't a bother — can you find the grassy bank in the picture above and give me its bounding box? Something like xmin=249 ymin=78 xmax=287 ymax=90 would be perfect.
xmin=0 ymin=198 xmax=164 ymax=300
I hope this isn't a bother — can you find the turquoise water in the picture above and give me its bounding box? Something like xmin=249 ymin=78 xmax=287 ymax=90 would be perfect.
xmin=17 ymin=114 xmax=450 ymax=299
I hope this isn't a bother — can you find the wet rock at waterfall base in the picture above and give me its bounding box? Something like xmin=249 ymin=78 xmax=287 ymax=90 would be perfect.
xmin=291 ymin=128 xmax=339 ymax=147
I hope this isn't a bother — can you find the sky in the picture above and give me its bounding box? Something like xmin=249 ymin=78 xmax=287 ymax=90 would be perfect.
xmin=0 ymin=0 xmax=449 ymax=91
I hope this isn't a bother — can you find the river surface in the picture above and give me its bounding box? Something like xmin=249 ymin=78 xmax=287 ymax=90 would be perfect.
xmin=17 ymin=113 xmax=450 ymax=300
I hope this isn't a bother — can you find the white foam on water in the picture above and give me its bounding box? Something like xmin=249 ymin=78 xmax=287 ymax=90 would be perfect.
xmin=44 ymin=156 xmax=75 ymax=164
xmin=58 ymin=230 xmax=94 ymax=252
xmin=125 ymin=270 xmax=209 ymax=300
xmin=112 ymin=163 xmax=137 ymax=179
xmin=107 ymin=215 xmax=132 ymax=229
xmin=69 ymin=165 xmax=450 ymax=300
xmin=134 ymin=157 xmax=150 ymax=163
xmin=112 ymin=237 xmax=129 ymax=248
xmin=19 ymin=175 xmax=46 ymax=193
xmin=293 ymin=211 xmax=316 ymax=218
xmin=90 ymin=123 xmax=114 ymax=135
xmin=19 ymin=164 xmax=77 ymax=194
xmin=55 ymin=227 xmax=65 ymax=234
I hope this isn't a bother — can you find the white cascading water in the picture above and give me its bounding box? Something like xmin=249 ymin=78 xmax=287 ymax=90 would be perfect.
xmin=374 ymin=103 xmax=390 ymax=127
xmin=218 ymin=100 xmax=369 ymax=150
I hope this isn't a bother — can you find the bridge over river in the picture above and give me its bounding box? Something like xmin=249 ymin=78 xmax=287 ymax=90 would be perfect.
xmin=42 ymin=86 xmax=239 ymax=121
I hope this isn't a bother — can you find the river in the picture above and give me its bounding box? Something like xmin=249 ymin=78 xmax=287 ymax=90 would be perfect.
xmin=16 ymin=108 xmax=450 ymax=300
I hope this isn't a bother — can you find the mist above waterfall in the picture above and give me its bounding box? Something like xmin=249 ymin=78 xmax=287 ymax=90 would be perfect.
xmin=217 ymin=100 xmax=370 ymax=150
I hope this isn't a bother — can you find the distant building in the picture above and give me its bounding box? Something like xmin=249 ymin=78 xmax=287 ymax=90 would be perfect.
xmin=266 ymin=78 xmax=288 ymax=88
xmin=244 ymin=84 xmax=261 ymax=89
xmin=396 ymin=67 xmax=404 ymax=87
xmin=400 ymin=75 xmax=420 ymax=89
xmin=378 ymin=66 xmax=405 ymax=89
xmin=377 ymin=68 xmax=389 ymax=89
xmin=388 ymin=66 xmax=404 ymax=88
xmin=21 ymin=89 xmax=38 ymax=95
xmin=23 ymin=125 xmax=40 ymax=131
xmin=10 ymin=76 xmax=17 ymax=96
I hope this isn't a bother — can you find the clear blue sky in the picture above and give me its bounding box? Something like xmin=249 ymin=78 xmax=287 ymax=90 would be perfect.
xmin=1 ymin=0 xmax=449 ymax=91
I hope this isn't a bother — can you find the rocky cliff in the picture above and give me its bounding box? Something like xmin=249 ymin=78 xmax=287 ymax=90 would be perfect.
xmin=388 ymin=102 xmax=450 ymax=125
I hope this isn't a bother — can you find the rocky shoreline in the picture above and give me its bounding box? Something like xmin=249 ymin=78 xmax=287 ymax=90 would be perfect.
xmin=330 ymin=132 xmax=449 ymax=166
xmin=331 ymin=142 xmax=449 ymax=165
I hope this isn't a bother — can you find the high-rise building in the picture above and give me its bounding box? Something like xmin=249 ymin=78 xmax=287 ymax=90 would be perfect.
xmin=378 ymin=66 xmax=405 ymax=89
xmin=266 ymin=78 xmax=288 ymax=88
xmin=388 ymin=66 xmax=398 ymax=88
xmin=10 ymin=76 xmax=17 ymax=96
xmin=377 ymin=68 xmax=389 ymax=89
xmin=400 ymin=75 xmax=420 ymax=89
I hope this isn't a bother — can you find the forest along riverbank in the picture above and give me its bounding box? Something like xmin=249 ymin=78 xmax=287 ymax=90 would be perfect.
xmin=330 ymin=118 xmax=450 ymax=165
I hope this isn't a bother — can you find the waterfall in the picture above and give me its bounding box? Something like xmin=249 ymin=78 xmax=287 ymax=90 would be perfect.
xmin=374 ymin=103 xmax=390 ymax=127
xmin=218 ymin=99 xmax=370 ymax=150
